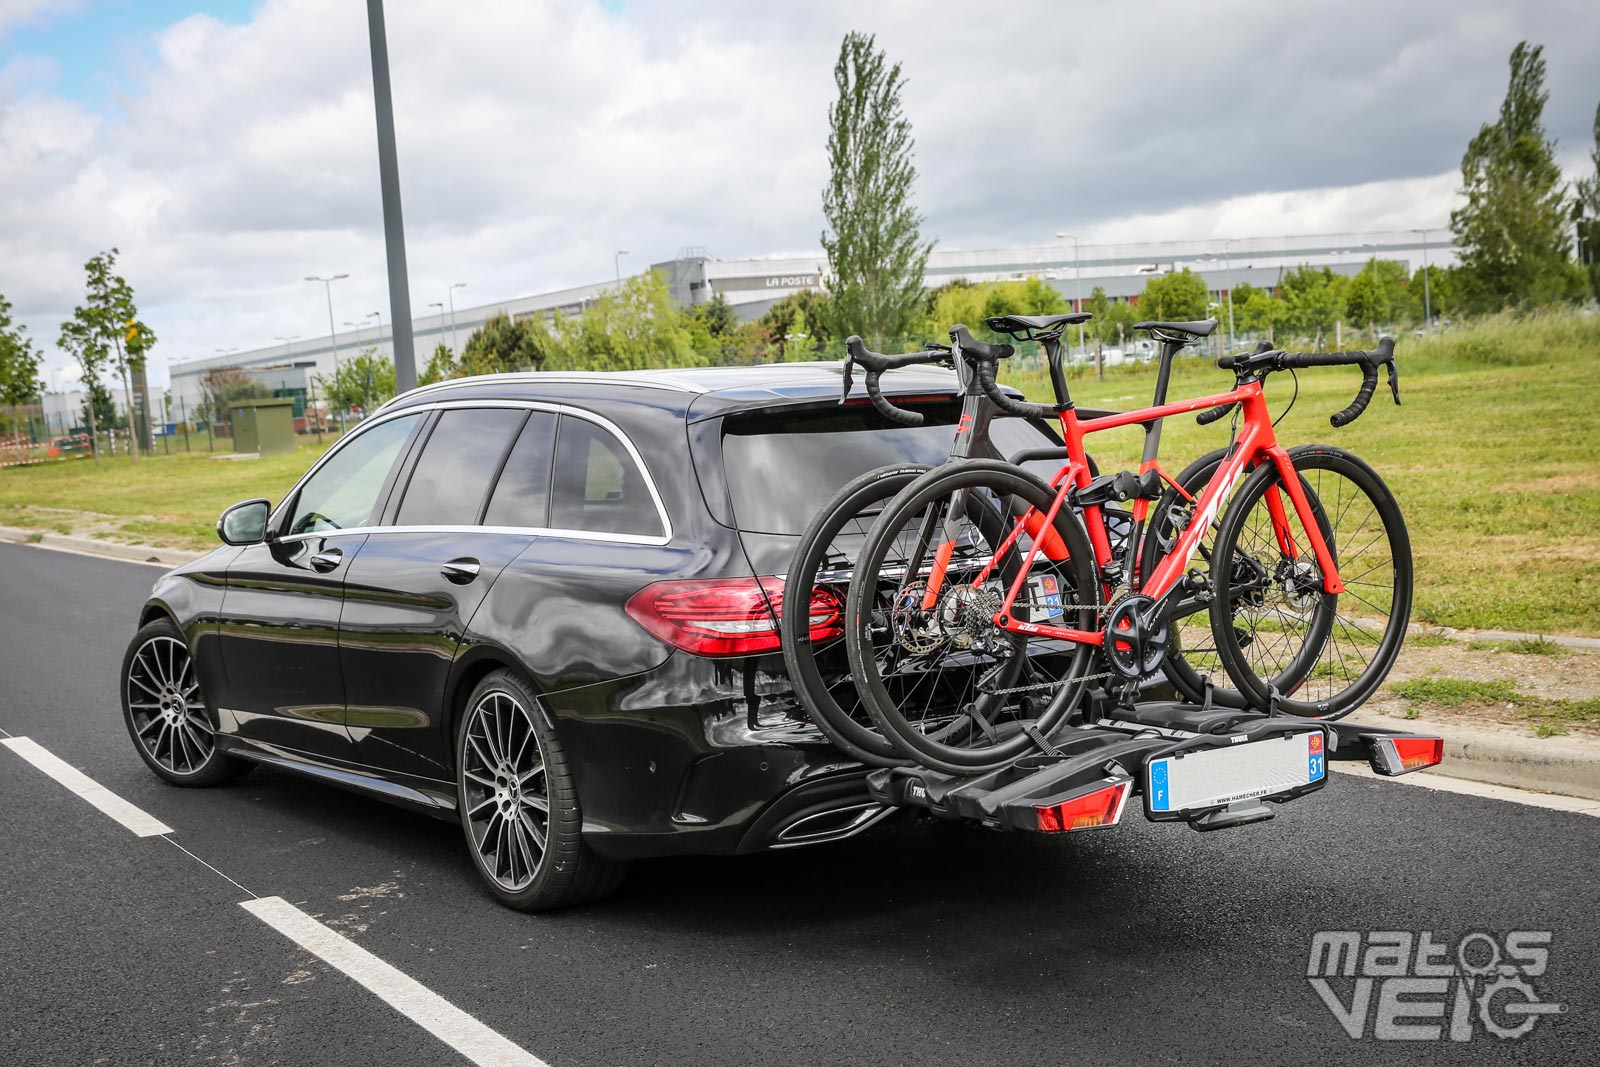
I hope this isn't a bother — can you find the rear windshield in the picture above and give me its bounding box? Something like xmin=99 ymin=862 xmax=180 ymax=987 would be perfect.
xmin=718 ymin=403 xmax=1062 ymax=535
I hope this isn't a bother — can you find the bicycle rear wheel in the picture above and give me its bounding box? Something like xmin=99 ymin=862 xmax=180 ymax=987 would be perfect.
xmin=845 ymin=460 xmax=1100 ymax=775
xmin=780 ymin=464 xmax=929 ymax=766
xmin=1210 ymin=445 xmax=1412 ymax=718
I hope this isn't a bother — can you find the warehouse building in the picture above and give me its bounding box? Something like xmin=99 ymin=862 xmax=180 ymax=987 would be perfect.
xmin=168 ymin=229 xmax=1451 ymax=420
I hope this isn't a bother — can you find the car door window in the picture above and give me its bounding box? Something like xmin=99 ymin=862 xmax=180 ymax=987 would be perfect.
xmin=550 ymin=415 xmax=664 ymax=538
xmin=396 ymin=408 xmax=527 ymax=527
xmin=286 ymin=413 xmax=422 ymax=535
xmin=483 ymin=411 xmax=558 ymax=528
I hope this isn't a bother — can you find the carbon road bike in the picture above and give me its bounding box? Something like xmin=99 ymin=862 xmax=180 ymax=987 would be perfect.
xmin=844 ymin=318 xmax=1410 ymax=774
xmin=779 ymin=313 xmax=1100 ymax=767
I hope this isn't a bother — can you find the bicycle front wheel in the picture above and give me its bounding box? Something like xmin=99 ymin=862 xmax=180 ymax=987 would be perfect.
xmin=845 ymin=460 xmax=1100 ymax=774
xmin=1210 ymin=445 xmax=1412 ymax=719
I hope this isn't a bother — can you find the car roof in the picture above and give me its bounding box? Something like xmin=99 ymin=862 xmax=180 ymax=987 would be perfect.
xmin=374 ymin=361 xmax=1007 ymax=421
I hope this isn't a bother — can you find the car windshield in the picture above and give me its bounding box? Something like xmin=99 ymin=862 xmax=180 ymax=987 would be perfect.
xmin=717 ymin=402 xmax=1062 ymax=536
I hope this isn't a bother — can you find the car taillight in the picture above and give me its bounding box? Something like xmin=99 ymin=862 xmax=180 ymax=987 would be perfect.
xmin=1035 ymin=779 xmax=1131 ymax=832
xmin=1368 ymin=735 xmax=1445 ymax=776
xmin=625 ymin=577 xmax=842 ymax=658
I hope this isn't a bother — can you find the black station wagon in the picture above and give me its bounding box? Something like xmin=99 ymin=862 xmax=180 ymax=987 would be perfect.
xmin=121 ymin=364 xmax=1062 ymax=909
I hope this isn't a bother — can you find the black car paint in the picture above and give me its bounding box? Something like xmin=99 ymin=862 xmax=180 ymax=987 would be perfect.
xmin=136 ymin=365 xmax=1050 ymax=860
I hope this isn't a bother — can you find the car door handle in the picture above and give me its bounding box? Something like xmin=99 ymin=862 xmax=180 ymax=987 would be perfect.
xmin=441 ymin=558 xmax=481 ymax=584
xmin=309 ymin=548 xmax=343 ymax=573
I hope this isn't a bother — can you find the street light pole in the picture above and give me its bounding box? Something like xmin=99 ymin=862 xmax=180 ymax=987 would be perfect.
xmin=306 ymin=273 xmax=349 ymax=433
xmin=1410 ymin=228 xmax=1434 ymax=327
xmin=614 ymin=249 xmax=630 ymax=285
xmin=1055 ymin=232 xmax=1083 ymax=357
xmin=365 ymin=0 xmax=416 ymax=394
xmin=428 ymin=302 xmax=444 ymax=355
xmin=1221 ymin=238 xmax=1237 ymax=352
xmin=448 ymin=282 xmax=466 ymax=353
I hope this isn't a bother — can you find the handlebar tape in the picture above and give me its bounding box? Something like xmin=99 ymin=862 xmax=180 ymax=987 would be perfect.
xmin=1214 ymin=337 xmax=1399 ymax=428
xmin=975 ymin=352 xmax=1055 ymax=420
xmin=1198 ymin=342 xmax=1272 ymax=425
xmin=842 ymin=334 xmax=952 ymax=426
xmin=864 ymin=369 xmax=924 ymax=426
xmin=947 ymin=324 xmax=1015 ymax=365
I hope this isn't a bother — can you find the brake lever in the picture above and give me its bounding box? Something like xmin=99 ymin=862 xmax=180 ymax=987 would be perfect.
xmin=1384 ymin=358 xmax=1401 ymax=406
xmin=839 ymin=356 xmax=855 ymax=405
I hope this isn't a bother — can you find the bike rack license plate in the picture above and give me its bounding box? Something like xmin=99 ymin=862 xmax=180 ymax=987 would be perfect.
xmin=1145 ymin=729 xmax=1327 ymax=820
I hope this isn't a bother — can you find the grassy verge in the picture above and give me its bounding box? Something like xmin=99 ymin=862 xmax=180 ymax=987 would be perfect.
xmin=997 ymin=309 xmax=1600 ymax=636
xmin=1391 ymin=675 xmax=1600 ymax=737
xmin=0 ymin=442 xmax=336 ymax=551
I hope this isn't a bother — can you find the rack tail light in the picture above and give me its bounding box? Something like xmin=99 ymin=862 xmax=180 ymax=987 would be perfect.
xmin=1368 ymin=735 xmax=1445 ymax=776
xmin=1035 ymin=778 xmax=1131 ymax=833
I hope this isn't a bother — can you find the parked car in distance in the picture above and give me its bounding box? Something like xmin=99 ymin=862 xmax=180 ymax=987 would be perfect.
xmin=121 ymin=363 xmax=1067 ymax=909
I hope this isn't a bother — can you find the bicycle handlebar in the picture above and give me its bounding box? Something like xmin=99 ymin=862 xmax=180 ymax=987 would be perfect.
xmin=1196 ymin=341 xmax=1273 ymax=426
xmin=842 ymin=335 xmax=954 ymax=426
xmin=975 ymin=352 xmax=1055 ymax=420
xmin=1214 ymin=336 xmax=1400 ymax=428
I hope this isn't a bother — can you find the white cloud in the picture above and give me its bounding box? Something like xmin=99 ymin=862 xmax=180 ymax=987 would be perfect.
xmin=2 ymin=0 xmax=1598 ymax=387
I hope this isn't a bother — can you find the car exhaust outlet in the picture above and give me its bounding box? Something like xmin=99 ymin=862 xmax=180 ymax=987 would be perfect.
xmin=770 ymin=802 xmax=892 ymax=848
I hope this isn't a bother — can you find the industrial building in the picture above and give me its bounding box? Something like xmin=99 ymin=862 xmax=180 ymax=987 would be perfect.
xmin=166 ymin=229 xmax=1453 ymax=422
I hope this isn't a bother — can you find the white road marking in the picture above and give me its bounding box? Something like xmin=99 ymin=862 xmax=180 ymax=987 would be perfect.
xmin=1 ymin=736 xmax=173 ymax=836
xmin=1333 ymin=762 xmax=1600 ymax=817
xmin=2 ymin=538 xmax=172 ymax=568
xmin=240 ymin=896 xmax=547 ymax=1067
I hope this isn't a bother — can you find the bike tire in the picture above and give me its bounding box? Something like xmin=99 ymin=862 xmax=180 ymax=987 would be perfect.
xmin=1210 ymin=445 xmax=1412 ymax=719
xmin=846 ymin=459 xmax=1100 ymax=775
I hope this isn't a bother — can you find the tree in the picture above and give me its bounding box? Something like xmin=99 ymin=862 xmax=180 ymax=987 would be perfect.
xmin=420 ymin=343 xmax=458 ymax=386
xmin=1575 ymin=101 xmax=1600 ymax=302
xmin=315 ymin=348 xmax=396 ymax=416
xmin=820 ymin=32 xmax=933 ymax=348
xmin=57 ymin=313 xmax=111 ymax=463
xmin=1083 ymin=286 xmax=1137 ymax=347
xmin=1277 ymin=265 xmax=1347 ymax=347
xmin=1136 ymin=268 xmax=1209 ymax=322
xmin=0 ymin=293 xmax=42 ymax=408
xmin=1406 ymin=265 xmax=1454 ymax=323
xmin=458 ymin=311 xmax=555 ymax=376
xmin=1232 ymin=284 xmax=1280 ymax=340
xmin=80 ymin=378 xmax=117 ymax=435
xmin=68 ymin=249 xmax=156 ymax=462
xmin=1344 ymin=258 xmax=1409 ymax=332
xmin=1451 ymin=42 xmax=1586 ymax=311
xmin=549 ymin=270 xmax=696 ymax=371
xmin=199 ymin=367 xmax=266 ymax=431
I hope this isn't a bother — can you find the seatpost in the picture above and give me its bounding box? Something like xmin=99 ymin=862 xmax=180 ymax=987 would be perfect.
xmin=1138 ymin=338 xmax=1185 ymax=485
xmin=1042 ymin=336 xmax=1072 ymax=411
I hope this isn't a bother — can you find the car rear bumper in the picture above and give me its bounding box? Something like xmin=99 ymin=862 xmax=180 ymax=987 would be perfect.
xmin=543 ymin=652 xmax=882 ymax=860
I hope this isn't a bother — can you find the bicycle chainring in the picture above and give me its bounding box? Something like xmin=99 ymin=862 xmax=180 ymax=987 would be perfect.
xmin=1103 ymin=592 xmax=1170 ymax=680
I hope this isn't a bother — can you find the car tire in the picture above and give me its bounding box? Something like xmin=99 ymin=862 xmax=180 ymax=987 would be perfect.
xmin=456 ymin=668 xmax=627 ymax=911
xmin=120 ymin=617 xmax=249 ymax=787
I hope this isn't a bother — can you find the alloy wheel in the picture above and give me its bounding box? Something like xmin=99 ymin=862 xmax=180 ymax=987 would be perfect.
xmin=126 ymin=635 xmax=215 ymax=774
xmin=461 ymin=691 xmax=550 ymax=892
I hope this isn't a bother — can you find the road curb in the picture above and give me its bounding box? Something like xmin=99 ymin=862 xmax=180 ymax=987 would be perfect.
xmin=1413 ymin=623 xmax=1600 ymax=652
xmin=0 ymin=525 xmax=202 ymax=567
xmin=1347 ymin=711 xmax=1600 ymax=802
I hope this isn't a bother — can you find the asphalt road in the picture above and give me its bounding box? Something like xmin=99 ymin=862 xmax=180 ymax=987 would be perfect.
xmin=1 ymin=539 xmax=1595 ymax=1066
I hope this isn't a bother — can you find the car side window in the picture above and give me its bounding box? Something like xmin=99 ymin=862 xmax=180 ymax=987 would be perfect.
xmin=395 ymin=408 xmax=527 ymax=527
xmin=482 ymin=411 xmax=558 ymax=528
xmin=549 ymin=415 xmax=664 ymax=538
xmin=286 ymin=413 xmax=422 ymax=535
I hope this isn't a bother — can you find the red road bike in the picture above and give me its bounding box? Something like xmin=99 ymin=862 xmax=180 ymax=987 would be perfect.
xmin=844 ymin=318 xmax=1410 ymax=774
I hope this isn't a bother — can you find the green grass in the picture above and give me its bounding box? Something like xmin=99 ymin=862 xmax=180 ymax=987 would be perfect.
xmin=1391 ymin=674 xmax=1600 ymax=735
xmin=999 ymin=308 xmax=1600 ymax=636
xmin=1479 ymin=636 xmax=1568 ymax=656
xmin=0 ymin=441 xmax=337 ymax=551
xmin=1407 ymin=633 xmax=1458 ymax=648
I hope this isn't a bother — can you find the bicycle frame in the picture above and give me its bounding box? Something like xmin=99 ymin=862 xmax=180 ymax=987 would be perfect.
xmin=958 ymin=339 xmax=1345 ymax=649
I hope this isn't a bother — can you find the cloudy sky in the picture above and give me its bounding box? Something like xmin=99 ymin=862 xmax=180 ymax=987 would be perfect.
xmin=2 ymin=0 xmax=1598 ymax=388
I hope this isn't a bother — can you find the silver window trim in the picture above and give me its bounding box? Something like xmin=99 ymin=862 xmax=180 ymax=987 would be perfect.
xmin=269 ymin=399 xmax=674 ymax=547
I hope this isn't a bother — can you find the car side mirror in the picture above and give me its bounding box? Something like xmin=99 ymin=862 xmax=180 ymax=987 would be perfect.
xmin=217 ymin=499 xmax=273 ymax=545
